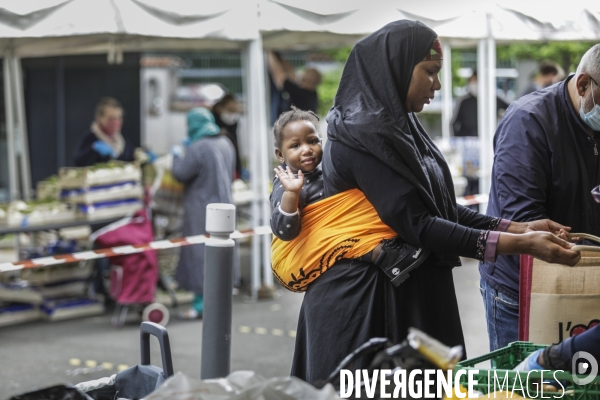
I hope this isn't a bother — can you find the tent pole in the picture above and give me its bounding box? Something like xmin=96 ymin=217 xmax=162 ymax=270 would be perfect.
xmin=441 ymin=43 xmax=452 ymax=141
xmin=248 ymin=36 xmax=275 ymax=293
xmin=477 ymin=39 xmax=488 ymax=210
xmin=482 ymin=34 xmax=496 ymax=199
xmin=3 ymin=52 xmax=19 ymax=201
xmin=12 ymin=55 xmax=32 ymax=200
xmin=241 ymin=43 xmax=261 ymax=301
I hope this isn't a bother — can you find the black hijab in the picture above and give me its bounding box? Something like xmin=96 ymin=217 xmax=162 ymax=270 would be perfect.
xmin=326 ymin=20 xmax=457 ymax=223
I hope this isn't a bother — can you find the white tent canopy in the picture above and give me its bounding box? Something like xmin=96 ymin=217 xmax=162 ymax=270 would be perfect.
xmin=0 ymin=0 xmax=259 ymax=56
xmin=259 ymin=0 xmax=400 ymax=49
xmin=0 ymin=0 xmax=271 ymax=297
xmin=260 ymin=0 xmax=600 ymax=47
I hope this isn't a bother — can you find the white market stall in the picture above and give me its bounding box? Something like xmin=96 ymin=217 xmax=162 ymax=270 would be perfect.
xmin=0 ymin=0 xmax=274 ymax=298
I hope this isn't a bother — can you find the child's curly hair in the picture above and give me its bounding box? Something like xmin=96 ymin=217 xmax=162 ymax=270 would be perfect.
xmin=273 ymin=105 xmax=320 ymax=149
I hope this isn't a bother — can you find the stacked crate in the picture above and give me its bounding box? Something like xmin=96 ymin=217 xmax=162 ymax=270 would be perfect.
xmin=59 ymin=161 xmax=144 ymax=221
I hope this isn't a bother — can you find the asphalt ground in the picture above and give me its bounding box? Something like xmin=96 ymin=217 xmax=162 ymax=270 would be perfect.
xmin=0 ymin=255 xmax=488 ymax=399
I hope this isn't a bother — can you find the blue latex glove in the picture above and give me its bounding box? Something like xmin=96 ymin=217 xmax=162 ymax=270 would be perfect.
xmin=241 ymin=168 xmax=250 ymax=182
xmin=146 ymin=150 xmax=157 ymax=163
xmin=92 ymin=141 xmax=116 ymax=157
xmin=182 ymin=138 xmax=191 ymax=147
xmin=514 ymin=349 xmax=544 ymax=372
xmin=170 ymin=145 xmax=184 ymax=158
xmin=514 ymin=349 xmax=564 ymax=388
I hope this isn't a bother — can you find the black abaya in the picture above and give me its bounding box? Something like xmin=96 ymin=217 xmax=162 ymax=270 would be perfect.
xmin=291 ymin=258 xmax=464 ymax=384
xmin=290 ymin=140 xmax=498 ymax=383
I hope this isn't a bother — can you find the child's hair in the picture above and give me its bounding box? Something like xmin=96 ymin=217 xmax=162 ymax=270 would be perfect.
xmin=273 ymin=105 xmax=320 ymax=149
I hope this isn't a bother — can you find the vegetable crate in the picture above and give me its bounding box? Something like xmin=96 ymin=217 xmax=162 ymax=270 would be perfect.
xmin=455 ymin=341 xmax=600 ymax=400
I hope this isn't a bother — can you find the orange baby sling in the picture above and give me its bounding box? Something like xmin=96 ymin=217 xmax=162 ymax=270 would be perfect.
xmin=271 ymin=188 xmax=396 ymax=292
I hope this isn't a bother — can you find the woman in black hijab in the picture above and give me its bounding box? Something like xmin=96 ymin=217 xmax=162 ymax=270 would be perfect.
xmin=291 ymin=20 xmax=580 ymax=384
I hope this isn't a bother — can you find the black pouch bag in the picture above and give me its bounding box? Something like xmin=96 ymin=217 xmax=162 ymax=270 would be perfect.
xmin=374 ymin=237 xmax=430 ymax=287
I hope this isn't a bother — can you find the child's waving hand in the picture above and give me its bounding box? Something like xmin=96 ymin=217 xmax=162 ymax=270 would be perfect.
xmin=274 ymin=166 xmax=304 ymax=194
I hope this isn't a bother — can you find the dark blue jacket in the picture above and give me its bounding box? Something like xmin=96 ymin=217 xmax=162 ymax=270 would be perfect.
xmin=73 ymin=130 xmax=135 ymax=167
xmin=480 ymin=75 xmax=600 ymax=300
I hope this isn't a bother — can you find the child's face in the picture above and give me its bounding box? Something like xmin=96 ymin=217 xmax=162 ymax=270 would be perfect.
xmin=275 ymin=120 xmax=322 ymax=173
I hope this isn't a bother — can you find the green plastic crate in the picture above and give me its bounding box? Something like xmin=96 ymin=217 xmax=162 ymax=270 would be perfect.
xmin=455 ymin=341 xmax=600 ymax=400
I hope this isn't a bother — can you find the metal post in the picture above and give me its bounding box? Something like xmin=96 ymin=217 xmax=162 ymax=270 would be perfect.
xmin=4 ymin=51 xmax=20 ymax=259
xmin=201 ymin=203 xmax=235 ymax=380
xmin=56 ymin=57 xmax=66 ymax=171
xmin=441 ymin=43 xmax=453 ymax=141
xmin=243 ymin=40 xmax=267 ymax=300
xmin=253 ymin=44 xmax=275 ymax=293
xmin=11 ymin=55 xmax=31 ymax=200
xmin=482 ymin=32 xmax=497 ymax=198
xmin=3 ymin=52 xmax=19 ymax=201
xmin=477 ymin=39 xmax=488 ymax=212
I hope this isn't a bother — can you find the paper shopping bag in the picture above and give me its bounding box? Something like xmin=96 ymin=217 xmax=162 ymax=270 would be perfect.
xmin=519 ymin=251 xmax=600 ymax=345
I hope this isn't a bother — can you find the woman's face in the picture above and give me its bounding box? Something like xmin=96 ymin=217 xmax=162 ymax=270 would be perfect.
xmin=405 ymin=60 xmax=442 ymax=113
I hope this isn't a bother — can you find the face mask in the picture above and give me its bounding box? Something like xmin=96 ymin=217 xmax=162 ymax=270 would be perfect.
xmin=469 ymin=82 xmax=478 ymax=95
xmin=101 ymin=119 xmax=122 ymax=137
xmin=220 ymin=112 xmax=241 ymax=126
xmin=580 ymin=78 xmax=600 ymax=131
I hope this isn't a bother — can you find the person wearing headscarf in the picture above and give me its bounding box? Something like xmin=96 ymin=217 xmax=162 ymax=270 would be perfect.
xmin=73 ymin=97 xmax=135 ymax=167
xmin=291 ymin=20 xmax=580 ymax=384
xmin=171 ymin=107 xmax=236 ymax=319
xmin=212 ymin=93 xmax=243 ymax=179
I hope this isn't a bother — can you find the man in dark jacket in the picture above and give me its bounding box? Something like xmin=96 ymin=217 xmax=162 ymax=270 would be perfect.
xmin=73 ymin=97 xmax=135 ymax=166
xmin=451 ymin=71 xmax=510 ymax=137
xmin=481 ymin=44 xmax=600 ymax=351
xmin=451 ymin=71 xmax=510 ymax=199
xmin=519 ymin=61 xmax=560 ymax=98
xmin=267 ymin=51 xmax=321 ymax=114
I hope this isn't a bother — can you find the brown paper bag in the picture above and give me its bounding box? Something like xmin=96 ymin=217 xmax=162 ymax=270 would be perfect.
xmin=519 ymin=252 xmax=600 ymax=345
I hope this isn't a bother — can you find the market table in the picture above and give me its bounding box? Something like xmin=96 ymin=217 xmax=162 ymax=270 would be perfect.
xmin=0 ymin=216 xmax=123 ymax=236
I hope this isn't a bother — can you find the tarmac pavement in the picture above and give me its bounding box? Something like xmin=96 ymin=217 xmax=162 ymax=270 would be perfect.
xmin=0 ymin=252 xmax=488 ymax=399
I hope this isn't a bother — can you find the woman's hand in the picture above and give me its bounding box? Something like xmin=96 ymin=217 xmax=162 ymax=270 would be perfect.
xmin=498 ymin=231 xmax=580 ymax=266
xmin=556 ymin=229 xmax=583 ymax=242
xmin=507 ymin=219 xmax=571 ymax=235
xmin=274 ymin=166 xmax=304 ymax=194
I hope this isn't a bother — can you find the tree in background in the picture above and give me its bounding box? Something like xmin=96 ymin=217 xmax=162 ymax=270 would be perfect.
xmin=314 ymin=41 xmax=596 ymax=117
xmin=497 ymin=42 xmax=596 ymax=74
xmin=316 ymin=47 xmax=351 ymax=116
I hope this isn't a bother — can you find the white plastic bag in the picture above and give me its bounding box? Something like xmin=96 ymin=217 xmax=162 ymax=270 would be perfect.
xmin=144 ymin=371 xmax=340 ymax=400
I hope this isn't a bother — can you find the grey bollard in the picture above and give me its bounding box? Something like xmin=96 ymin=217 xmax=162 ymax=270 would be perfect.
xmin=201 ymin=203 xmax=236 ymax=380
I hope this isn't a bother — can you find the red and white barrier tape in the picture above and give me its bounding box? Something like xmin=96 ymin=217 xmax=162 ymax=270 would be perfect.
xmin=0 ymin=194 xmax=489 ymax=273
xmin=0 ymin=226 xmax=273 ymax=273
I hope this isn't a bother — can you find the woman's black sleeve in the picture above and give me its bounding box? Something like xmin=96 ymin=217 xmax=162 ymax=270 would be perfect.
xmin=457 ymin=204 xmax=501 ymax=230
xmin=334 ymin=144 xmax=485 ymax=260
